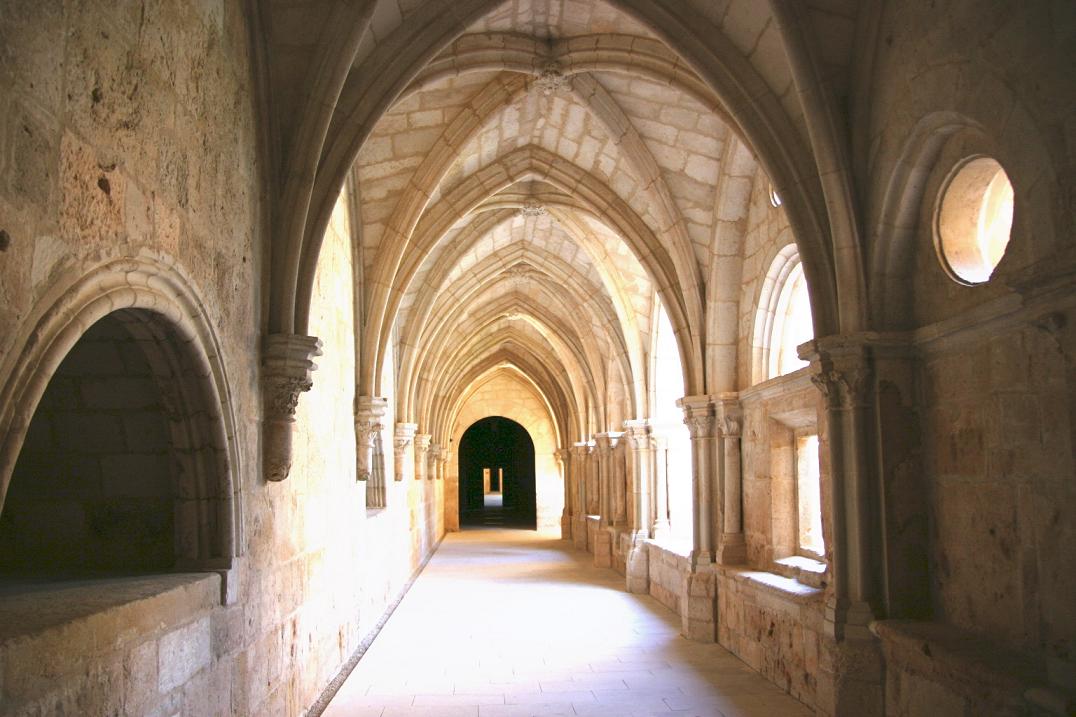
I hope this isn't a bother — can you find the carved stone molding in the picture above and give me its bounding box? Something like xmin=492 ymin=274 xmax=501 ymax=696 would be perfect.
xmin=414 ymin=433 xmax=432 ymax=480
xmin=393 ymin=423 xmax=417 ymax=481
xmin=517 ymin=199 xmax=547 ymax=217
xmin=262 ymin=333 xmax=322 ymax=482
xmin=802 ymin=339 xmax=873 ymax=410
xmin=534 ymin=62 xmax=569 ymax=94
xmin=354 ymin=396 xmax=387 ymax=482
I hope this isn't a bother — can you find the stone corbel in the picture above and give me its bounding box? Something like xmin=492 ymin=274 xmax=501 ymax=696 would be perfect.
xmin=355 ymin=397 xmax=387 ymax=482
xmin=427 ymin=443 xmax=441 ymax=480
xmin=262 ymin=333 xmax=322 ymax=482
xmin=393 ymin=423 xmax=417 ymax=481
xmin=414 ymin=434 xmax=432 ymax=480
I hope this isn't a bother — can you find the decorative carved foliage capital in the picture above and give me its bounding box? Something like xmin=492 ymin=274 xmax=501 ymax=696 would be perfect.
xmin=414 ymin=433 xmax=432 ymax=454
xmin=262 ymin=334 xmax=322 ymax=421
xmin=394 ymin=423 xmax=417 ymax=453
xmin=554 ymin=448 xmax=571 ymax=464
xmin=685 ymin=414 xmax=715 ymax=439
xmin=261 ymin=333 xmax=322 ymax=482
xmin=811 ymin=361 xmax=871 ymax=410
xmin=621 ymin=420 xmax=653 ymax=450
xmin=570 ymin=442 xmax=591 ymax=459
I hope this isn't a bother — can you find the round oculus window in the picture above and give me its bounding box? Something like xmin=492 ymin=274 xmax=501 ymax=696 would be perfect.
xmin=934 ymin=156 xmax=1014 ymax=285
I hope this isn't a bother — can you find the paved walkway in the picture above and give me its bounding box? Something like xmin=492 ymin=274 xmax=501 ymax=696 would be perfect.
xmin=322 ymin=530 xmax=812 ymax=717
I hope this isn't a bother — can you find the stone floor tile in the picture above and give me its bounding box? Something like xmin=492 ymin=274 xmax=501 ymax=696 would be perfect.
xmin=321 ymin=530 xmax=809 ymax=717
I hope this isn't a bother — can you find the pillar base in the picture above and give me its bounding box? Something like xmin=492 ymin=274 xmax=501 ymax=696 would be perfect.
xmin=593 ymin=528 xmax=613 ymax=568
xmin=816 ymin=635 xmax=884 ymax=717
xmin=680 ymin=569 xmax=717 ymax=642
xmin=625 ymin=538 xmax=649 ymax=594
xmin=572 ymin=516 xmax=588 ymax=550
xmin=716 ymin=533 xmax=747 ymax=565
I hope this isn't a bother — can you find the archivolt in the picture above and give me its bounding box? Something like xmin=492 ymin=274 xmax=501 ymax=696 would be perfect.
xmin=0 ymin=253 xmax=243 ymax=563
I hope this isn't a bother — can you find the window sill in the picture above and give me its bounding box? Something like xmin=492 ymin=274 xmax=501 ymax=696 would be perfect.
xmin=773 ymin=555 xmax=827 ymax=589
xmin=723 ymin=568 xmax=823 ymax=603
xmin=0 ymin=572 xmax=219 ymax=644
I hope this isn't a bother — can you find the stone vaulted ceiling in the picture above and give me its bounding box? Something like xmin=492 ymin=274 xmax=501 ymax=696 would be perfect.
xmin=350 ymin=0 xmax=766 ymax=445
xmin=255 ymin=0 xmax=866 ymax=449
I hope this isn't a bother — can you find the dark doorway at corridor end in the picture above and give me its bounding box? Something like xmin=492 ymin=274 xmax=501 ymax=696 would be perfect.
xmin=458 ymin=416 xmax=536 ymax=529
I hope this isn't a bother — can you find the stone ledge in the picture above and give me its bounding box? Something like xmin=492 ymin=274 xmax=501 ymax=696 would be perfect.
xmin=872 ymin=619 xmax=1076 ymax=716
xmin=0 ymin=572 xmax=219 ymax=644
xmin=722 ymin=568 xmax=823 ymax=603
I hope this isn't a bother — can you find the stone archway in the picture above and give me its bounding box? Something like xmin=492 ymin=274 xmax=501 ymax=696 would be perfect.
xmin=458 ymin=416 xmax=537 ymax=529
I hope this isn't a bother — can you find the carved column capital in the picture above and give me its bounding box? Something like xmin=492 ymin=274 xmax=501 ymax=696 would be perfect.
xmin=571 ymin=442 xmax=591 ymax=459
xmin=622 ymin=419 xmax=653 ymax=450
xmin=713 ymin=395 xmax=742 ymax=438
xmin=802 ymin=339 xmax=872 ymax=410
xmin=393 ymin=423 xmax=417 ymax=481
xmin=414 ymin=433 xmax=432 ymax=453
xmin=593 ymin=432 xmax=621 ymax=455
xmin=262 ymin=333 xmax=322 ymax=482
xmin=554 ymin=448 xmax=571 ymax=464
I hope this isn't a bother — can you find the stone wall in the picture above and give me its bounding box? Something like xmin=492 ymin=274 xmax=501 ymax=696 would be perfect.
xmin=0 ymin=3 xmax=443 ymax=715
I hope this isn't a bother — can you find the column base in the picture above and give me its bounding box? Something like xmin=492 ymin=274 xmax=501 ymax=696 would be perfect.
xmin=593 ymin=527 xmax=613 ymax=568
xmin=625 ymin=538 xmax=649 ymax=594
xmin=716 ymin=533 xmax=747 ymax=565
xmin=680 ymin=568 xmax=717 ymax=642
xmin=816 ymin=635 xmax=884 ymax=717
xmin=572 ymin=516 xmax=588 ymax=550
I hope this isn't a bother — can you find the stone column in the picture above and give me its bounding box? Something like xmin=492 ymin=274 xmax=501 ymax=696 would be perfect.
xmin=355 ymin=396 xmax=387 ymax=507
xmin=261 ymin=333 xmax=322 ymax=481
xmin=394 ymin=423 xmax=417 ymax=482
xmin=413 ymin=434 xmax=431 ymax=481
xmin=555 ymin=448 xmax=572 ymax=540
xmin=804 ymin=338 xmax=883 ymax=716
xmin=571 ymin=442 xmax=590 ymax=549
xmin=651 ymin=432 xmax=671 ymax=538
xmin=585 ymin=441 xmax=599 ymax=516
xmin=622 ymin=419 xmax=653 ymax=594
xmin=678 ymin=396 xmax=716 ymax=567
xmin=593 ymin=432 xmax=618 ymax=568
xmin=678 ymin=396 xmax=718 ymax=643
xmin=715 ymin=395 xmax=746 ymax=565
xmin=613 ymin=440 xmax=628 ymax=528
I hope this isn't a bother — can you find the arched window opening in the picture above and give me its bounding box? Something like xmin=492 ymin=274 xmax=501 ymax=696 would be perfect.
xmin=934 ymin=156 xmax=1014 ymax=285
xmin=652 ymin=303 xmax=692 ymax=544
xmin=0 ymin=310 xmax=231 ymax=580
xmin=753 ymin=245 xmax=814 ymax=384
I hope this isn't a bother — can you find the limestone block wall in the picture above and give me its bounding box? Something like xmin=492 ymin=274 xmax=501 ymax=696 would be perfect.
xmin=0 ymin=3 xmax=443 ymax=715
xmin=860 ymin=0 xmax=1076 ymax=703
xmin=448 ymin=372 xmax=562 ymax=531
xmin=715 ymin=570 xmax=824 ymax=711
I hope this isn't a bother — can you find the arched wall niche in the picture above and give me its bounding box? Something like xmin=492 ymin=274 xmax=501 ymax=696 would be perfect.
xmin=0 ymin=255 xmax=243 ymax=575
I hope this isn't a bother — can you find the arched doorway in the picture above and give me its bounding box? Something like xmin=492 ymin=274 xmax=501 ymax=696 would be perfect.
xmin=457 ymin=416 xmax=536 ymax=529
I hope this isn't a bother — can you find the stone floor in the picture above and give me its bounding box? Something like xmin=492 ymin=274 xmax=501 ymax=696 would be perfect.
xmin=321 ymin=529 xmax=813 ymax=717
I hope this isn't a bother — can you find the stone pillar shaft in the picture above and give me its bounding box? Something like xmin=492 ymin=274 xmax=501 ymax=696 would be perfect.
xmin=556 ymin=448 xmax=571 ymax=539
xmin=651 ymin=434 xmax=671 ymax=539
xmin=715 ymin=396 xmax=746 ymax=564
xmin=679 ymin=396 xmax=716 ymax=567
